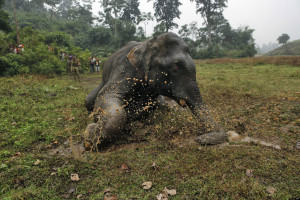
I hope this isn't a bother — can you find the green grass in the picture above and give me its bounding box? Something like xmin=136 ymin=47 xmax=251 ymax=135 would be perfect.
xmin=0 ymin=62 xmax=299 ymax=199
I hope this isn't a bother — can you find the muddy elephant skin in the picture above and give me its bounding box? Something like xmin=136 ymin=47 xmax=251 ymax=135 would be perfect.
xmin=84 ymin=32 xmax=226 ymax=149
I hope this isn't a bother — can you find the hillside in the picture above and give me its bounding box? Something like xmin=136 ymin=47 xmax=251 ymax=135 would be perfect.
xmin=267 ymin=39 xmax=300 ymax=56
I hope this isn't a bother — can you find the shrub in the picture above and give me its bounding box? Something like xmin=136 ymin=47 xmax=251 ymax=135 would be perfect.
xmin=0 ymin=27 xmax=91 ymax=76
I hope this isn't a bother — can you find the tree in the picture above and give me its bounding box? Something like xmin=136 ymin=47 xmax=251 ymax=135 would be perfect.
xmin=179 ymin=24 xmax=190 ymax=38
xmin=135 ymin=26 xmax=145 ymax=39
xmin=0 ymin=0 xmax=11 ymax=33
xmin=120 ymin=0 xmax=141 ymax=24
xmin=88 ymin=26 xmax=112 ymax=47
xmin=100 ymin=0 xmax=136 ymax=35
xmin=11 ymin=0 xmax=20 ymax=44
xmin=5 ymin=0 xmax=47 ymax=12
xmin=57 ymin=0 xmax=74 ymax=19
xmin=179 ymin=21 xmax=198 ymax=40
xmin=150 ymin=0 xmax=182 ymax=32
xmin=44 ymin=0 xmax=60 ymax=21
xmin=100 ymin=0 xmax=140 ymax=48
xmin=139 ymin=12 xmax=153 ymax=37
xmin=152 ymin=22 xmax=166 ymax=37
xmin=277 ymin=33 xmax=290 ymax=45
xmin=191 ymin=0 xmax=227 ymax=45
xmin=68 ymin=3 xmax=94 ymax=24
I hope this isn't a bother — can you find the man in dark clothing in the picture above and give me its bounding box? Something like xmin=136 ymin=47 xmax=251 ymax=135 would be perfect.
xmin=89 ymin=56 xmax=95 ymax=73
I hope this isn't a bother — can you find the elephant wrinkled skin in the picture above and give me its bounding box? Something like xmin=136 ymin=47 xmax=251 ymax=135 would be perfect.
xmin=84 ymin=33 xmax=227 ymax=150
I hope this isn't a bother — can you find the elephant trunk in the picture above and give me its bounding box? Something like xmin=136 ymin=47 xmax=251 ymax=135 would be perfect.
xmin=174 ymin=82 xmax=227 ymax=145
xmin=185 ymin=87 xmax=219 ymax=133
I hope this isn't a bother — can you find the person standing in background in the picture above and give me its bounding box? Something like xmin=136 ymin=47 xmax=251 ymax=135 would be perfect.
xmin=89 ymin=56 xmax=95 ymax=73
xmin=71 ymin=56 xmax=81 ymax=82
xmin=95 ymin=58 xmax=100 ymax=73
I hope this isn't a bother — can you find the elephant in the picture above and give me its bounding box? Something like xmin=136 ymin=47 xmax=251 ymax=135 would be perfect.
xmin=84 ymin=32 xmax=227 ymax=150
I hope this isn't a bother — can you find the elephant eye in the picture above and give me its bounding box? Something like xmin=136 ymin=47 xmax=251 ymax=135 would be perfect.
xmin=170 ymin=60 xmax=186 ymax=75
xmin=170 ymin=62 xmax=180 ymax=74
xmin=173 ymin=64 xmax=179 ymax=72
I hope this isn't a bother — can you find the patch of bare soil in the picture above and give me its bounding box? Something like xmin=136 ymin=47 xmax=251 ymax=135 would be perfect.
xmin=47 ymin=145 xmax=73 ymax=157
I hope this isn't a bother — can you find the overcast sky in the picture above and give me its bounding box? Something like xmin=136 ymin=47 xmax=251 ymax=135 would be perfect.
xmin=93 ymin=0 xmax=300 ymax=46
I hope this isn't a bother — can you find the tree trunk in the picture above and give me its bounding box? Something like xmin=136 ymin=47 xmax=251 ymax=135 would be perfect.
xmin=207 ymin=1 xmax=212 ymax=46
xmin=207 ymin=24 xmax=212 ymax=45
xmin=11 ymin=0 xmax=20 ymax=45
xmin=114 ymin=19 xmax=117 ymax=37
xmin=50 ymin=7 xmax=53 ymax=21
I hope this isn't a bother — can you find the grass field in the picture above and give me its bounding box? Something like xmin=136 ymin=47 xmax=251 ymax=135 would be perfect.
xmin=0 ymin=58 xmax=299 ymax=199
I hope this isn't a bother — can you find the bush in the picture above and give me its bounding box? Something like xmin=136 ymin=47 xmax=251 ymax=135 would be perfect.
xmin=0 ymin=52 xmax=67 ymax=76
xmin=0 ymin=27 xmax=92 ymax=76
xmin=0 ymin=54 xmax=24 ymax=76
xmin=31 ymin=56 xmax=65 ymax=75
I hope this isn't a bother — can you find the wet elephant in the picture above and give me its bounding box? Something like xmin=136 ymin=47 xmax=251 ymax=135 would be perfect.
xmin=84 ymin=33 xmax=227 ymax=150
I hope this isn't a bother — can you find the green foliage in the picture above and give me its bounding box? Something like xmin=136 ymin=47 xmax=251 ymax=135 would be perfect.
xmin=191 ymin=0 xmax=228 ymax=45
xmin=43 ymin=31 xmax=72 ymax=47
xmin=116 ymin=20 xmax=136 ymax=46
xmin=101 ymin=0 xmax=141 ymax=24
xmin=4 ymin=0 xmax=46 ymax=13
xmin=0 ymin=0 xmax=11 ymax=33
xmin=277 ymin=33 xmax=290 ymax=45
xmin=120 ymin=0 xmax=141 ymax=24
xmin=180 ymin=24 xmax=257 ymax=59
xmin=0 ymin=46 xmax=65 ymax=76
xmin=3 ymin=0 xmax=259 ymax=62
xmin=0 ymin=25 xmax=91 ymax=76
xmin=88 ymin=26 xmax=112 ymax=47
xmin=99 ymin=0 xmax=141 ymax=49
xmin=152 ymin=22 xmax=166 ymax=37
xmin=151 ymin=0 xmax=182 ymax=32
xmin=178 ymin=1 xmax=256 ymax=58
xmin=16 ymin=11 xmax=55 ymax=30
xmin=138 ymin=12 xmax=154 ymax=36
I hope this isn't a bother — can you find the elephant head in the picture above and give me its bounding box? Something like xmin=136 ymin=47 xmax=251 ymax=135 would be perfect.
xmin=126 ymin=33 xmax=226 ymax=144
xmin=84 ymin=33 xmax=227 ymax=149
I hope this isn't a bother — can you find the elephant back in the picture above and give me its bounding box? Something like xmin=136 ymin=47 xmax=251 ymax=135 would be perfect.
xmin=102 ymin=41 xmax=141 ymax=84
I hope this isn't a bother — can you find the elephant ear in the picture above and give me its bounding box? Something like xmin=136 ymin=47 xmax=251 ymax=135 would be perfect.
xmin=126 ymin=44 xmax=144 ymax=71
xmin=126 ymin=38 xmax=158 ymax=81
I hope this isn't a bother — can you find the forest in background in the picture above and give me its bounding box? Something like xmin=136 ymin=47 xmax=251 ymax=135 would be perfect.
xmin=1 ymin=0 xmax=258 ymax=76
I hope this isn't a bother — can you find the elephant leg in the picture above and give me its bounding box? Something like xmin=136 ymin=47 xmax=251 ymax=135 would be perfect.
xmin=84 ymin=92 xmax=127 ymax=150
xmin=85 ymin=82 xmax=104 ymax=112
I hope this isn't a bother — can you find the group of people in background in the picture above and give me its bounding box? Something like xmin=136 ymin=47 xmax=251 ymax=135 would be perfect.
xmin=48 ymin=45 xmax=55 ymax=54
xmin=8 ymin=43 xmax=25 ymax=54
xmin=56 ymin=51 xmax=102 ymax=82
xmin=89 ymin=56 xmax=101 ymax=73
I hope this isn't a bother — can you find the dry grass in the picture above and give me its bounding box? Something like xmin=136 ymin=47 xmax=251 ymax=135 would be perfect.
xmin=194 ymin=56 xmax=300 ymax=66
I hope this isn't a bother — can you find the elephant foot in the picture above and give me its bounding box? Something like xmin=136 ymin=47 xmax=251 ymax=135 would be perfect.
xmin=195 ymin=130 xmax=227 ymax=145
xmin=84 ymin=121 xmax=123 ymax=151
xmin=84 ymin=123 xmax=108 ymax=151
xmin=84 ymin=123 xmax=98 ymax=150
